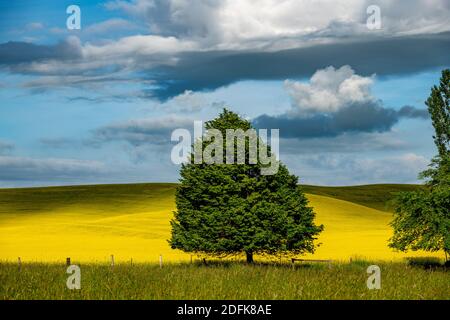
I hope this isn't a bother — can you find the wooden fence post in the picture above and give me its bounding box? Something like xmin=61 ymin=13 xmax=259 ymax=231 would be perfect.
xmin=66 ymin=257 xmax=71 ymax=266
xmin=111 ymin=255 xmax=114 ymax=267
xmin=18 ymin=257 xmax=21 ymax=271
xmin=159 ymin=255 xmax=163 ymax=268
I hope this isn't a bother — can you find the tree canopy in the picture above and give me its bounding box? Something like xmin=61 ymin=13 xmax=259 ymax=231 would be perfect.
xmin=169 ymin=109 xmax=323 ymax=263
xmin=389 ymin=69 xmax=450 ymax=260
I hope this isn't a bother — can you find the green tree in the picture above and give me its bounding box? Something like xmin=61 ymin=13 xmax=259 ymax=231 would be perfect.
xmin=169 ymin=109 xmax=323 ymax=263
xmin=389 ymin=69 xmax=450 ymax=261
xmin=420 ymin=69 xmax=450 ymax=187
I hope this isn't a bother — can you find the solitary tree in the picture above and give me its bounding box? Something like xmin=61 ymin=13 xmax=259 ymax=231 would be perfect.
xmin=389 ymin=69 xmax=450 ymax=261
xmin=169 ymin=109 xmax=323 ymax=263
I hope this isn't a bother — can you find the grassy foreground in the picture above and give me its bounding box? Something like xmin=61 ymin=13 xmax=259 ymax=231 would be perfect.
xmin=1 ymin=261 xmax=448 ymax=300
xmin=0 ymin=183 xmax=443 ymax=262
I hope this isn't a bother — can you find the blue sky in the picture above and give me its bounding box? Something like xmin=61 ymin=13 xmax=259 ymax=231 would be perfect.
xmin=0 ymin=0 xmax=449 ymax=187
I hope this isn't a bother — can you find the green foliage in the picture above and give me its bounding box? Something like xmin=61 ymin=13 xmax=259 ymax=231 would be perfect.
xmin=420 ymin=68 xmax=450 ymax=187
xmin=426 ymin=69 xmax=450 ymax=160
xmin=390 ymin=186 xmax=449 ymax=253
xmin=390 ymin=69 xmax=450 ymax=258
xmin=169 ymin=109 xmax=323 ymax=262
xmin=1 ymin=261 xmax=449 ymax=300
xmin=420 ymin=154 xmax=450 ymax=188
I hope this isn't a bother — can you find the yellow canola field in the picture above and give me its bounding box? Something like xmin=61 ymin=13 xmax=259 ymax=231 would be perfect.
xmin=0 ymin=192 xmax=442 ymax=263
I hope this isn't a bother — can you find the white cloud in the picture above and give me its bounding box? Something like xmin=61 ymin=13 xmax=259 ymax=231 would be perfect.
xmin=170 ymin=90 xmax=206 ymax=112
xmin=166 ymin=90 xmax=225 ymax=112
xmin=82 ymin=34 xmax=198 ymax=61
xmin=4 ymin=1 xmax=449 ymax=97
xmin=367 ymin=0 xmax=450 ymax=35
xmin=284 ymin=65 xmax=375 ymax=114
xmin=105 ymin=0 xmax=450 ymax=50
xmin=104 ymin=0 xmax=362 ymax=49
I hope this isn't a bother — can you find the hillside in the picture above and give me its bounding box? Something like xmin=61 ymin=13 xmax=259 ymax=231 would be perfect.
xmin=0 ymin=183 xmax=422 ymax=214
xmin=301 ymin=184 xmax=424 ymax=212
xmin=0 ymin=183 xmax=440 ymax=263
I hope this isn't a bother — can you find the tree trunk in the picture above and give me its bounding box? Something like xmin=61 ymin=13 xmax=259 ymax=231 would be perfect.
xmin=246 ymin=251 xmax=254 ymax=264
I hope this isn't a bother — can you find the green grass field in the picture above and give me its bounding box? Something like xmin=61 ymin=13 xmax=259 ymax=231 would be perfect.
xmin=1 ymin=260 xmax=448 ymax=300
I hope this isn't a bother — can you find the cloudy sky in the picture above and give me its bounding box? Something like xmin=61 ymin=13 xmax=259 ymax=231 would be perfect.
xmin=0 ymin=0 xmax=449 ymax=187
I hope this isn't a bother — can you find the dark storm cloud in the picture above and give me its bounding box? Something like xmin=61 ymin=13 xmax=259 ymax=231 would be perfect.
xmin=148 ymin=32 xmax=450 ymax=101
xmin=1 ymin=32 xmax=448 ymax=101
xmin=0 ymin=39 xmax=82 ymax=65
xmin=397 ymin=105 xmax=430 ymax=118
xmin=252 ymin=104 xmax=429 ymax=139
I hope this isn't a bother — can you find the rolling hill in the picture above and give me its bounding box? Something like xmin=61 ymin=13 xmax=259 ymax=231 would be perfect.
xmin=0 ymin=183 xmax=442 ymax=263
